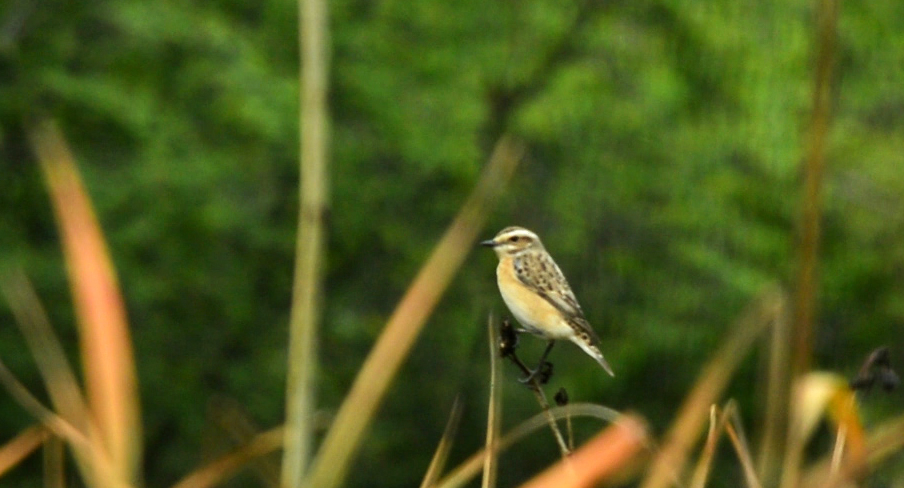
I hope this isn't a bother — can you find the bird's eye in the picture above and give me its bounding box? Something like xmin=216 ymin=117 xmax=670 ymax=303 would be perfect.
xmin=509 ymin=236 xmax=520 ymax=242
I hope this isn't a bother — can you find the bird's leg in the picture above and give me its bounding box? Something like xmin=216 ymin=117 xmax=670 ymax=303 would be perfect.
xmin=519 ymin=340 xmax=555 ymax=384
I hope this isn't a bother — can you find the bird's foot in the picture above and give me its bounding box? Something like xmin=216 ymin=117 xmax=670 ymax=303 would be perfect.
xmin=518 ymin=361 xmax=553 ymax=385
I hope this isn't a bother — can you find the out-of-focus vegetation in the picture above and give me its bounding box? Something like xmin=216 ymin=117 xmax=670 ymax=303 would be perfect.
xmin=1 ymin=0 xmax=902 ymax=486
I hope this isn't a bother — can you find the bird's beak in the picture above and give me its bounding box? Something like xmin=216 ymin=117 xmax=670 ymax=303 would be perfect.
xmin=479 ymin=239 xmax=497 ymax=248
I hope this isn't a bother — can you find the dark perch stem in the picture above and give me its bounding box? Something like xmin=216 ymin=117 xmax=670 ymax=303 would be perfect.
xmin=498 ymin=319 xmax=570 ymax=456
xmin=518 ymin=341 xmax=555 ymax=384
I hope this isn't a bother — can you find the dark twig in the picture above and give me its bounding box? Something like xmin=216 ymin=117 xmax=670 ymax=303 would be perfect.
xmin=498 ymin=320 xmax=553 ymax=386
xmin=850 ymin=346 xmax=899 ymax=393
xmin=497 ymin=319 xmax=569 ymax=456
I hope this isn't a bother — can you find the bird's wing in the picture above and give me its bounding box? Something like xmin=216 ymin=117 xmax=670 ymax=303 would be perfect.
xmin=514 ymin=252 xmax=586 ymax=319
xmin=514 ymin=253 xmax=604 ymax=347
xmin=567 ymin=315 xmax=604 ymax=348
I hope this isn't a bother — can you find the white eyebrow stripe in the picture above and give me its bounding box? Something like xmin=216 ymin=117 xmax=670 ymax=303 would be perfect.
xmin=497 ymin=229 xmax=538 ymax=241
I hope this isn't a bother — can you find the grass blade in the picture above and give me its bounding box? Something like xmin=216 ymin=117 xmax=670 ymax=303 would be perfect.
xmin=640 ymin=289 xmax=783 ymax=488
xmin=756 ymin=294 xmax=791 ymax=484
xmin=723 ymin=403 xmax=762 ymax=488
xmin=208 ymin=397 xmax=281 ymax=487
xmin=2 ymin=272 xmax=118 ymax=486
xmin=688 ymin=405 xmax=722 ymax=488
xmin=171 ymin=427 xmax=284 ymax=488
xmin=517 ymin=414 xmax=648 ymax=488
xmin=0 ymin=357 xmax=105 ymax=468
xmin=0 ymin=425 xmax=49 ymax=477
xmin=28 ymin=119 xmax=142 ymax=485
xmin=419 ymin=397 xmax=463 ymax=488
xmin=1 ymin=272 xmax=92 ymax=437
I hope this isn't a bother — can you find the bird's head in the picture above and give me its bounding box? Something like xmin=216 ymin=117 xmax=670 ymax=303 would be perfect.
xmin=480 ymin=226 xmax=543 ymax=257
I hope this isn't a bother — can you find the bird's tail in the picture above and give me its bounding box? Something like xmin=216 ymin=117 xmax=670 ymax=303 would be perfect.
xmin=578 ymin=342 xmax=615 ymax=377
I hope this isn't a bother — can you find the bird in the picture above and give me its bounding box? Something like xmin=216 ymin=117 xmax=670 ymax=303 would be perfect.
xmin=481 ymin=226 xmax=615 ymax=381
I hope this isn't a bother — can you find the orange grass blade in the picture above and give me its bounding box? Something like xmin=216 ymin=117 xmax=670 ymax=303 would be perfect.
xmin=517 ymin=415 xmax=648 ymax=488
xmin=434 ymin=403 xmax=629 ymax=488
xmin=304 ymin=137 xmax=523 ymax=488
xmin=640 ymin=289 xmax=784 ymax=488
xmin=0 ymin=425 xmax=50 ymax=477
xmin=207 ymin=398 xmax=281 ymax=487
xmin=28 ymin=119 xmax=142 ymax=484
xmin=170 ymin=427 xmax=284 ymax=488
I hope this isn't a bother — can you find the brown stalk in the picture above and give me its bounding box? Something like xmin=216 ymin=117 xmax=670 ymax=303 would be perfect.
xmin=792 ymin=0 xmax=837 ymax=379
xmin=507 ymin=360 xmax=570 ymax=457
xmin=526 ymin=382 xmax=569 ymax=456
xmin=785 ymin=0 xmax=838 ymax=483
xmin=482 ymin=316 xmax=502 ymax=488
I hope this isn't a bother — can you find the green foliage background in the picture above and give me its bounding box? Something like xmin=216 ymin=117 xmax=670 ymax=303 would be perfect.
xmin=1 ymin=0 xmax=902 ymax=486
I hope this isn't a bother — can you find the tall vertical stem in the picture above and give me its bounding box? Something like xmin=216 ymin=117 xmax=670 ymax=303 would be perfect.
xmin=281 ymin=0 xmax=329 ymax=484
xmin=781 ymin=1 xmax=837 ymax=487
xmin=792 ymin=0 xmax=837 ymax=383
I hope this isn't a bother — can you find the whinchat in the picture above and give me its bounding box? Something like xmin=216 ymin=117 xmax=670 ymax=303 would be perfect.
xmin=481 ymin=226 xmax=615 ymax=379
